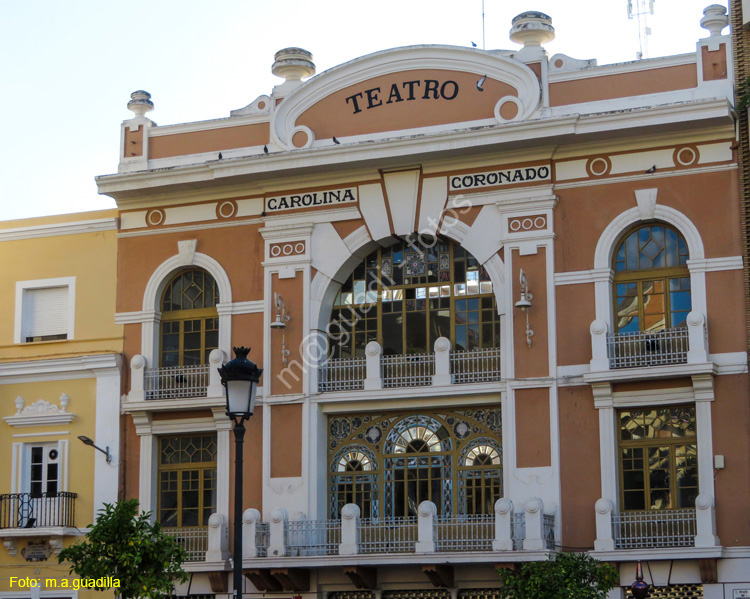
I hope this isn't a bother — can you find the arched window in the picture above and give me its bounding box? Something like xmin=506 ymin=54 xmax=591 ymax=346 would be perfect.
xmin=329 ymin=237 xmax=499 ymax=357
xmin=328 ymin=408 xmax=502 ymax=519
xmin=160 ymin=269 xmax=219 ymax=367
xmin=613 ymin=224 xmax=691 ymax=333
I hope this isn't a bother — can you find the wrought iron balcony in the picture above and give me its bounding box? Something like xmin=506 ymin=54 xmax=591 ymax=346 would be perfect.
xmin=607 ymin=327 xmax=689 ymax=369
xmin=144 ymin=364 xmax=210 ymax=400
xmin=319 ymin=338 xmax=501 ymax=392
xmin=162 ymin=526 xmax=209 ymax=561
xmin=0 ymin=492 xmax=77 ymax=529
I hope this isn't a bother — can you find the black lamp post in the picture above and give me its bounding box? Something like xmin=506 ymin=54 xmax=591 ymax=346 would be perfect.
xmin=630 ymin=560 xmax=650 ymax=599
xmin=219 ymin=347 xmax=262 ymax=599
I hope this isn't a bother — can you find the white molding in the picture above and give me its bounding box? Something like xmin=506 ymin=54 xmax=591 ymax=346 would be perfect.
xmin=114 ymin=309 xmax=159 ymax=325
xmin=591 ymin=546 xmax=722 ymax=561
xmin=11 ymin=431 xmax=70 ymax=438
xmin=710 ymin=351 xmax=749 ymax=374
xmin=553 ymin=163 xmax=737 ymax=190
xmin=14 ymin=277 xmax=76 ymax=344
xmin=548 ymin=53 xmax=696 ymax=83
xmin=0 ymin=218 xmax=117 ymax=242
xmin=554 ymin=268 xmax=611 ymax=286
xmin=148 ymin=112 xmax=271 ymax=136
xmin=4 ymin=395 xmax=76 ymax=427
xmin=585 ymin=362 xmax=714 ymax=384
xmin=117 ymin=216 xmax=264 ymax=238
xmin=687 ymin=255 xmax=744 ymax=272
xmin=0 ymin=354 xmax=121 ymax=384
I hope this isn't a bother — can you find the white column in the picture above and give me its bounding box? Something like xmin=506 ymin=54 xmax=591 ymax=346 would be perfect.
xmin=415 ymin=500 xmax=437 ymax=553
xmin=364 ymin=341 xmax=382 ymax=390
xmin=208 ymin=349 xmax=226 ymax=397
xmin=590 ymin=320 xmax=609 ymax=371
xmin=493 ymin=498 xmax=514 ymax=551
xmin=686 ymin=312 xmax=708 ymax=364
xmin=94 ymin=364 xmax=121 ymax=516
xmin=432 ymin=337 xmax=451 ymax=386
xmin=268 ymin=507 xmax=288 ymax=557
xmin=594 ymin=498 xmax=615 ymax=551
xmin=339 ymin=503 xmax=360 ymax=555
xmin=214 ymin=409 xmax=232 ymax=523
xmin=206 ymin=513 xmax=229 ymax=561
xmin=139 ymin=434 xmax=158 ymax=520
xmin=130 ymin=354 xmax=146 ymax=401
xmin=523 ymin=497 xmax=545 ymax=551
xmin=694 ymin=494 xmax=719 ymax=547
xmin=243 ymin=508 xmax=261 ymax=558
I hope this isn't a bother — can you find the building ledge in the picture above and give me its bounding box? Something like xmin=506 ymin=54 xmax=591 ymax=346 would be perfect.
xmin=583 ymin=362 xmax=715 ymax=384
xmin=591 ymin=546 xmax=722 ymax=561
xmin=1 ymin=527 xmax=86 ymax=538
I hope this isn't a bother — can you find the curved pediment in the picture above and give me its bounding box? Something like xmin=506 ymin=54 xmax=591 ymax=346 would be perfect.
xmin=272 ymin=46 xmax=541 ymax=150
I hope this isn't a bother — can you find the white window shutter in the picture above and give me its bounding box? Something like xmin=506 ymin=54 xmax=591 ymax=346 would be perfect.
xmin=23 ymin=286 xmax=68 ymax=339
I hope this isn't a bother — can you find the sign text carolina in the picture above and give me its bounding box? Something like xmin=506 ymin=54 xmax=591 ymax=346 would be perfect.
xmin=265 ymin=187 xmax=357 ymax=212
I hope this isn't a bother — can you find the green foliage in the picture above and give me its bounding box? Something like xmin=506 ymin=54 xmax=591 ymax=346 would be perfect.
xmin=58 ymin=499 xmax=188 ymax=599
xmin=497 ymin=552 xmax=619 ymax=599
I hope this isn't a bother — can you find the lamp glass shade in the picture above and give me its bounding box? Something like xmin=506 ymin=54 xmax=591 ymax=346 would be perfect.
xmin=225 ymin=379 xmax=257 ymax=417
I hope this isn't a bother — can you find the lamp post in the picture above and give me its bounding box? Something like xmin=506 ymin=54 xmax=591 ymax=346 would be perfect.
xmin=219 ymin=347 xmax=263 ymax=599
xmin=630 ymin=560 xmax=650 ymax=599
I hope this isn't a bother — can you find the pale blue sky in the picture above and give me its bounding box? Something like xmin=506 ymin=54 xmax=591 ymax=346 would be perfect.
xmin=0 ymin=0 xmax=728 ymax=221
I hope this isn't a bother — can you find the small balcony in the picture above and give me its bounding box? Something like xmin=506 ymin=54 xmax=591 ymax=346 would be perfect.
xmin=319 ymin=338 xmax=501 ymax=392
xmin=594 ymin=495 xmax=719 ymax=555
xmin=587 ymin=312 xmax=710 ymax=381
xmin=0 ymin=492 xmax=77 ymax=529
xmin=162 ymin=526 xmax=209 ymax=562
xmin=144 ymin=364 xmax=210 ymax=400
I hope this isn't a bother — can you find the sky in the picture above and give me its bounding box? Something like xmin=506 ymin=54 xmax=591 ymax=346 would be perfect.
xmin=0 ymin=0 xmax=730 ymax=222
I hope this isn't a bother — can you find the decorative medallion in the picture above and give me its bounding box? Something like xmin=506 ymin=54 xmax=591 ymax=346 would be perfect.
xmin=404 ymin=253 xmax=426 ymax=276
xmin=454 ymin=421 xmax=471 ymax=439
xmin=330 ymin=418 xmax=351 ymax=440
xmin=365 ymin=426 xmax=382 ymax=444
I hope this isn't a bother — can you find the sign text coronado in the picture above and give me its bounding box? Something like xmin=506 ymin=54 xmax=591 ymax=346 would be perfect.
xmin=265 ymin=187 xmax=357 ymax=212
xmin=450 ymin=165 xmax=551 ymax=191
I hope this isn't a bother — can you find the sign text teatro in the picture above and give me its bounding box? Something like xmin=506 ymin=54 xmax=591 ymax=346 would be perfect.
xmin=265 ymin=187 xmax=358 ymax=212
xmin=450 ymin=164 xmax=551 ymax=191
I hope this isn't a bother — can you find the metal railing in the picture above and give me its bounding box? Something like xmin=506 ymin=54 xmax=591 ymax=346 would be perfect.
xmin=381 ymin=353 xmax=435 ymax=387
xmin=512 ymin=512 xmax=525 ymax=551
xmin=144 ymin=364 xmax=210 ymax=400
xmin=319 ymin=357 xmax=366 ymax=391
xmin=255 ymin=522 xmax=270 ymax=557
xmin=162 ymin=526 xmax=209 ymax=561
xmin=607 ymin=327 xmax=689 ymax=369
xmin=543 ymin=514 xmax=556 ymax=550
xmin=435 ymin=514 xmax=495 ymax=551
xmin=0 ymin=492 xmax=77 ymax=528
xmin=359 ymin=517 xmax=417 ymax=554
xmin=286 ymin=519 xmax=341 ymax=556
xmin=450 ymin=348 xmax=502 ymax=384
xmin=612 ymin=509 xmax=696 ymax=549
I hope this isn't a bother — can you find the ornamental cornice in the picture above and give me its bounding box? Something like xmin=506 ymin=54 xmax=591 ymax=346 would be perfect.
xmin=0 ymin=354 xmax=122 ymax=383
xmin=4 ymin=394 xmax=76 ymax=427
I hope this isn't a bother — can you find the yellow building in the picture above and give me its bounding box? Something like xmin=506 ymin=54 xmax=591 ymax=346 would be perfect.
xmin=0 ymin=210 xmax=123 ymax=599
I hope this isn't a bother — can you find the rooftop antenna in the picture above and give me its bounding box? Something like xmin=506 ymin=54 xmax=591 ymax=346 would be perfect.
xmin=482 ymin=0 xmax=486 ymax=50
xmin=627 ymin=0 xmax=655 ymax=60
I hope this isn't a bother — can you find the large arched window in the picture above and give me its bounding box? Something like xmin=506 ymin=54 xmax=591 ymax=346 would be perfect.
xmin=329 ymin=236 xmax=499 ymax=357
xmin=613 ymin=224 xmax=691 ymax=333
xmin=328 ymin=408 xmax=502 ymax=519
xmin=160 ymin=269 xmax=219 ymax=367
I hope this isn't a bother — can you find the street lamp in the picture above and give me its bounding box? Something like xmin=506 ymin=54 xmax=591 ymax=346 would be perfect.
xmin=219 ymin=347 xmax=263 ymax=599
xmin=630 ymin=560 xmax=650 ymax=599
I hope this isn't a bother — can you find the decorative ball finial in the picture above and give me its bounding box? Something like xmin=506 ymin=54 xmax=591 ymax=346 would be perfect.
xmin=700 ymin=4 xmax=728 ymax=37
xmin=272 ymin=47 xmax=316 ymax=81
xmin=510 ymin=11 xmax=555 ymax=47
xmin=127 ymin=90 xmax=154 ymax=118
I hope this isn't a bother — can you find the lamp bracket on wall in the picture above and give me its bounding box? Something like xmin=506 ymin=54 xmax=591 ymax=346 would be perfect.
xmin=271 ymin=293 xmax=292 ymax=365
xmin=514 ymin=269 xmax=534 ymax=348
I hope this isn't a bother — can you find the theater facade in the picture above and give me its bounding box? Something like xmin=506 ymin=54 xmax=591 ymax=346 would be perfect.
xmin=97 ymin=6 xmax=749 ymax=599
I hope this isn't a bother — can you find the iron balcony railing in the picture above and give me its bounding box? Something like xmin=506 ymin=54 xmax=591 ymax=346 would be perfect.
xmin=607 ymin=327 xmax=689 ymax=369
xmin=255 ymin=522 xmax=270 ymax=557
xmin=435 ymin=514 xmax=494 ymax=552
xmin=543 ymin=514 xmax=556 ymax=551
xmin=450 ymin=348 xmax=502 ymax=384
xmin=163 ymin=526 xmax=209 ymax=561
xmin=319 ymin=357 xmax=366 ymax=392
xmin=381 ymin=353 xmax=435 ymax=387
xmin=144 ymin=364 xmax=210 ymax=400
xmin=612 ymin=509 xmax=696 ymax=549
xmin=512 ymin=512 xmax=525 ymax=551
xmin=359 ymin=517 xmax=417 ymax=554
xmin=286 ymin=519 xmax=341 ymax=556
xmin=0 ymin=492 xmax=77 ymax=529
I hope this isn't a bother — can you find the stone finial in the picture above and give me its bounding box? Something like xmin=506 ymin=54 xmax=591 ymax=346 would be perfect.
xmin=510 ymin=11 xmax=555 ymax=47
xmin=272 ymin=48 xmax=316 ymax=81
xmin=700 ymin=4 xmax=728 ymax=36
xmin=127 ymin=90 xmax=154 ymax=118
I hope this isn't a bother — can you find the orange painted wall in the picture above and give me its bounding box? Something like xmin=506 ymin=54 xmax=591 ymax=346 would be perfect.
xmin=513 ymin=248 xmax=549 ymax=378
xmin=270 ymin=273 xmax=305 ymax=396
xmin=712 ymin=375 xmax=750 ymax=546
xmin=558 ymin=385 xmax=600 ymax=549
xmin=123 ymin=125 xmax=143 ymax=157
xmin=706 ymin=269 xmax=747 ymax=354
xmin=270 ymin=403 xmax=303 ymax=478
xmin=149 ymin=123 xmax=270 ymax=159
xmin=701 ymin=44 xmax=728 ymax=81
xmin=515 ymin=387 xmax=551 ymax=468
xmin=549 ymin=64 xmax=697 ymax=106
xmin=556 ymin=282 xmax=595 ymax=366
xmin=297 ymin=69 xmax=517 ymax=139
